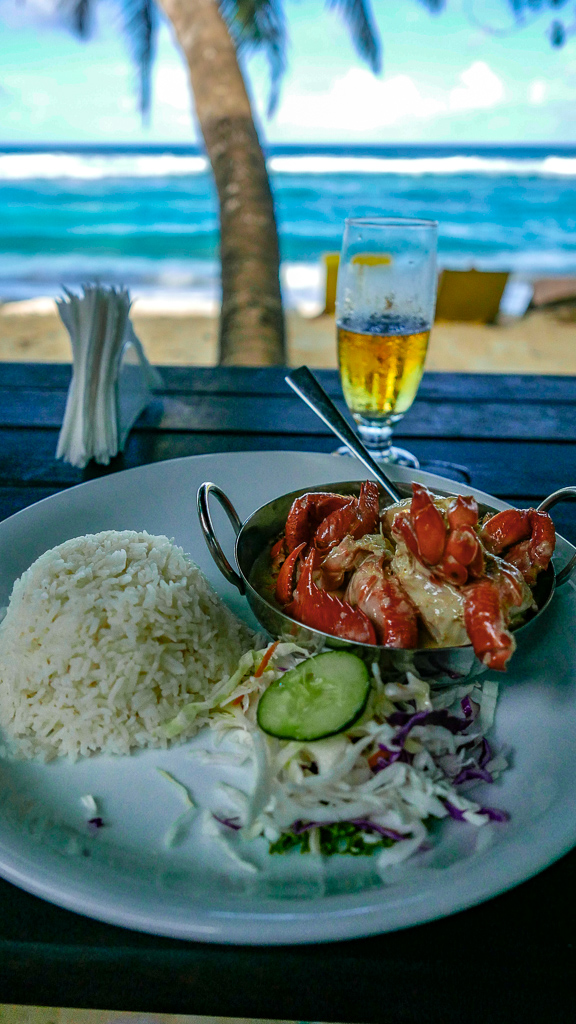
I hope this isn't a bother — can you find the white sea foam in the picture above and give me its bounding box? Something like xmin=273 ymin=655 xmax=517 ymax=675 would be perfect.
xmin=2 ymin=151 xmax=576 ymax=181
xmin=268 ymin=154 xmax=576 ymax=177
xmin=541 ymin=156 xmax=576 ymax=176
xmin=0 ymin=152 xmax=209 ymax=181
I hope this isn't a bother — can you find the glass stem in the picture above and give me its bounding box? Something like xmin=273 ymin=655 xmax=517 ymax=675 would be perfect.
xmin=356 ymin=419 xmax=394 ymax=456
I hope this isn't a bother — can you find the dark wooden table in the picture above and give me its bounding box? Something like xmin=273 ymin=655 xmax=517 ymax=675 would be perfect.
xmin=0 ymin=363 xmax=575 ymax=1024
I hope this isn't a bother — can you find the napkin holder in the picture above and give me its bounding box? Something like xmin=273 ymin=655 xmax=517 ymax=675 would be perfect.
xmin=56 ymin=285 xmax=162 ymax=469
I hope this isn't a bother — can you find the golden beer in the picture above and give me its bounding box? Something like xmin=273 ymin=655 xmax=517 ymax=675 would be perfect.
xmin=337 ymin=317 xmax=430 ymax=421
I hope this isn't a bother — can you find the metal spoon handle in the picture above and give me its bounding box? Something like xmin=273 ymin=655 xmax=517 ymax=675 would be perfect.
xmin=285 ymin=365 xmax=402 ymax=503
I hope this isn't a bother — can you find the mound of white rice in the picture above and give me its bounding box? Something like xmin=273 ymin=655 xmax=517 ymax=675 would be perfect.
xmin=0 ymin=530 xmax=254 ymax=761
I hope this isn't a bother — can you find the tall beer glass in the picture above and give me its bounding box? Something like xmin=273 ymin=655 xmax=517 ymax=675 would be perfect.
xmin=336 ymin=217 xmax=438 ymax=467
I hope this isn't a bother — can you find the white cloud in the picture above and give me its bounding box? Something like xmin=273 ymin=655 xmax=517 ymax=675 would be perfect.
xmin=154 ymin=64 xmax=191 ymax=114
xmin=277 ymin=67 xmax=445 ymax=132
xmin=449 ymin=61 xmax=504 ymax=111
xmin=276 ymin=60 xmax=505 ymax=134
xmin=529 ymin=80 xmax=546 ymax=105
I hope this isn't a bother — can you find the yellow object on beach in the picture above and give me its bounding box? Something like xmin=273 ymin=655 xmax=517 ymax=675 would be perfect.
xmin=322 ymin=253 xmax=340 ymax=315
xmin=435 ymin=269 xmax=509 ymax=324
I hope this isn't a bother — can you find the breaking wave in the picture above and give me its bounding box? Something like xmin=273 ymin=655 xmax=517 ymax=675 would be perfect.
xmin=1 ymin=149 xmax=576 ymax=181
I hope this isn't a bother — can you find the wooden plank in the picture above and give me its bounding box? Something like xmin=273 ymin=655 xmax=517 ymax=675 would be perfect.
xmin=153 ymin=396 xmax=576 ymax=440
xmin=0 ymin=486 xmax=67 ymax=523
xmin=151 ymin=368 xmax=576 ymax=403
xmin=0 ymin=428 xmax=573 ymax=506
xmin=1 ymin=362 xmax=576 ymax=403
xmin=2 ymin=390 xmax=576 ymax=441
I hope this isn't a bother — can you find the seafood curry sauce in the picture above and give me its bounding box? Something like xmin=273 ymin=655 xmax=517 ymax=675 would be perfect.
xmin=265 ymin=481 xmax=556 ymax=671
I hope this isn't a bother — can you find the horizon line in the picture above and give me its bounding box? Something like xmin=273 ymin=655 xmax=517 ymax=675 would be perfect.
xmin=2 ymin=141 xmax=576 ymax=155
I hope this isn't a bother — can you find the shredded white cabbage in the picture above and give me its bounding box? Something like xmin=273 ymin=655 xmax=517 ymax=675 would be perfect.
xmin=478 ymin=678 xmax=500 ymax=732
xmin=196 ymin=644 xmax=508 ymax=866
xmin=163 ymin=808 xmax=196 ymax=848
xmin=156 ymin=768 xmax=195 ymax=808
xmin=156 ymin=768 xmax=197 ymax=847
xmin=199 ymin=810 xmax=259 ymax=874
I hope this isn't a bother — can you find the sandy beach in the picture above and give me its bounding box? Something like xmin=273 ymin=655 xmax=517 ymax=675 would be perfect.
xmin=0 ymin=296 xmax=575 ymax=374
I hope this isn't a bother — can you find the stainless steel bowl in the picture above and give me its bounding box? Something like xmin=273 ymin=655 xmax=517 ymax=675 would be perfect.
xmin=198 ymin=479 xmax=576 ymax=679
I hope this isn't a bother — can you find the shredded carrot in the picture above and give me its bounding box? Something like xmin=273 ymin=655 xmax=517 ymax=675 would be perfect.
xmin=367 ymin=747 xmax=392 ymax=770
xmin=230 ymin=642 xmax=282 ymax=705
xmin=254 ymin=640 xmax=281 ymax=678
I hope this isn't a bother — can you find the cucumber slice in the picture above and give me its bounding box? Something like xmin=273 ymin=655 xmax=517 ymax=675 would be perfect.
xmin=257 ymin=651 xmax=370 ymax=741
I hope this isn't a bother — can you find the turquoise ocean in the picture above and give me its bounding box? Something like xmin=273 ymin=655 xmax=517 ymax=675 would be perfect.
xmin=1 ymin=144 xmax=575 ymax=309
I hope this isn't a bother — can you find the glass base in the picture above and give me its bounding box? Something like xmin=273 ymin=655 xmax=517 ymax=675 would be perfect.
xmin=333 ymin=444 xmax=420 ymax=468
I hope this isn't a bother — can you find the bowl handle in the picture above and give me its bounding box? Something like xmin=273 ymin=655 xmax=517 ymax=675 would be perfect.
xmin=538 ymin=486 xmax=576 ymax=587
xmin=197 ymin=482 xmax=246 ymax=594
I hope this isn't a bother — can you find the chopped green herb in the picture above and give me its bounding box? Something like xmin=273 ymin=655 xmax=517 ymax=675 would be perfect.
xmin=269 ymin=830 xmax=310 ymax=855
xmin=269 ymin=821 xmax=395 ymax=857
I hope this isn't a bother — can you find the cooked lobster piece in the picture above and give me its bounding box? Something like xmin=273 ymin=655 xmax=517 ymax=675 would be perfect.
xmin=270 ymin=480 xmax=556 ymax=671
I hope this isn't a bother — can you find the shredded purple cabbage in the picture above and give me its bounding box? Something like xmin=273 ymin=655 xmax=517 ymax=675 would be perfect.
xmin=213 ymin=814 xmax=242 ymax=831
xmin=445 ymin=800 xmax=508 ymax=823
xmin=461 ymin=695 xmax=480 ymax=719
xmin=374 ymin=707 xmax=501 ymax=797
xmin=452 ymin=764 xmax=493 ymax=785
xmin=350 ymin=819 xmax=406 ymax=841
xmin=479 ymin=805 xmax=510 ymax=822
xmin=479 ymin=737 xmax=492 ymax=768
xmin=444 ymin=801 xmax=468 ymax=821
xmin=291 ymin=818 xmax=405 ymax=841
xmin=452 ymin=737 xmax=494 ymax=786
xmin=370 ymin=744 xmax=413 ymax=773
xmin=291 ymin=819 xmax=316 ymax=835
xmin=389 ymin=708 xmax=471 ymax=745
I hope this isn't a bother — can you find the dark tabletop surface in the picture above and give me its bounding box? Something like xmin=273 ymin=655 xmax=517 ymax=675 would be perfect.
xmin=0 ymin=363 xmax=575 ymax=1023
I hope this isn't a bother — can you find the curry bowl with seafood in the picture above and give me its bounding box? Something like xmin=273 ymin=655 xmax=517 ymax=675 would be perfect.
xmin=198 ymin=478 xmax=576 ymax=678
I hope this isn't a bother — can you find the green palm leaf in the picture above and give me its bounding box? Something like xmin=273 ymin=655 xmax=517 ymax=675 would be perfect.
xmin=62 ymin=0 xmax=157 ymax=115
xmin=120 ymin=0 xmax=157 ymax=117
xmin=221 ymin=0 xmax=381 ymax=113
xmin=219 ymin=0 xmax=287 ymax=115
xmin=326 ymin=0 xmax=381 ymax=73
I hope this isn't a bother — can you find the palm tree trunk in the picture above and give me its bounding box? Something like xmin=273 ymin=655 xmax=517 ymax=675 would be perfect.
xmin=157 ymin=0 xmax=285 ymax=366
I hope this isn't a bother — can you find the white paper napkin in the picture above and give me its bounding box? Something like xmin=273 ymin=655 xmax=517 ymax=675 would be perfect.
xmin=56 ymin=285 xmax=162 ymax=468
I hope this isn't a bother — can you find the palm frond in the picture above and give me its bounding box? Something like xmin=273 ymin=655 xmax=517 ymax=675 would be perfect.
xmin=58 ymin=0 xmax=94 ymax=37
xmin=59 ymin=0 xmax=156 ymax=117
xmin=220 ymin=0 xmax=287 ymax=116
xmin=119 ymin=0 xmax=157 ymax=117
xmin=326 ymin=0 xmax=381 ymax=74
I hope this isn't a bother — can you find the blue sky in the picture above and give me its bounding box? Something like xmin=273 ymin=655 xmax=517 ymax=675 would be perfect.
xmin=1 ymin=0 xmax=576 ymax=144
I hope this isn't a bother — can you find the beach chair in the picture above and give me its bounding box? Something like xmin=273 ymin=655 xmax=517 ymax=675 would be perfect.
xmin=435 ymin=269 xmax=509 ymax=324
xmin=322 ymin=253 xmax=340 ymax=315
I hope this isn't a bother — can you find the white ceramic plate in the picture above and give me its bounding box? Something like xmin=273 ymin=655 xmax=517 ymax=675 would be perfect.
xmin=0 ymin=451 xmax=575 ymax=946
